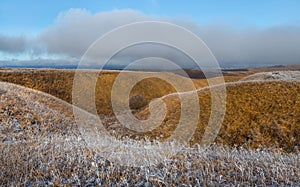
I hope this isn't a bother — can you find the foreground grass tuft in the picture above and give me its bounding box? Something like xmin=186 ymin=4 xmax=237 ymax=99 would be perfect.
xmin=0 ymin=135 xmax=299 ymax=186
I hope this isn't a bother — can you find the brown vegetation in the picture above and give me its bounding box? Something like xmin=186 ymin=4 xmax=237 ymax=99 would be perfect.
xmin=129 ymin=94 xmax=148 ymax=111
xmin=0 ymin=69 xmax=298 ymax=152
xmin=0 ymin=71 xmax=299 ymax=185
xmin=0 ymin=69 xmax=241 ymax=116
xmin=134 ymin=80 xmax=300 ymax=152
xmin=0 ymin=82 xmax=298 ymax=185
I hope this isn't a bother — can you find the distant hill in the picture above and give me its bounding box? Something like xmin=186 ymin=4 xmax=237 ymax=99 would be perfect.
xmin=241 ymin=71 xmax=300 ymax=81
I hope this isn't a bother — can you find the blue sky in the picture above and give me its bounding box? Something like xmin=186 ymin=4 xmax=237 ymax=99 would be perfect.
xmin=1 ymin=0 xmax=299 ymax=35
xmin=0 ymin=0 xmax=300 ymax=68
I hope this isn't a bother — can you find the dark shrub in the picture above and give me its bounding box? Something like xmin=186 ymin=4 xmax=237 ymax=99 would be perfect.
xmin=129 ymin=94 xmax=148 ymax=110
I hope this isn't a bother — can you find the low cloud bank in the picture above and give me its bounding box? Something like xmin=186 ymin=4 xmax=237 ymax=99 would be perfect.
xmin=1 ymin=9 xmax=299 ymax=68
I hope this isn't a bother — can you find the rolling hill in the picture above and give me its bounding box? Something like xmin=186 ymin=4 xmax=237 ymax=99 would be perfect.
xmin=0 ymin=81 xmax=299 ymax=185
xmin=0 ymin=69 xmax=299 ymax=152
xmin=0 ymin=69 xmax=241 ymax=115
xmin=0 ymin=69 xmax=299 ymax=185
xmin=131 ymin=80 xmax=300 ymax=152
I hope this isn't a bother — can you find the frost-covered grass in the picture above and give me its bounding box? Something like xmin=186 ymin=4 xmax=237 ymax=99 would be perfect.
xmin=241 ymin=71 xmax=300 ymax=81
xmin=0 ymin=134 xmax=299 ymax=186
xmin=0 ymin=75 xmax=300 ymax=186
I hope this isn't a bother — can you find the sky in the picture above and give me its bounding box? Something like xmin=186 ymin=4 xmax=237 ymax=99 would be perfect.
xmin=0 ymin=0 xmax=300 ymax=68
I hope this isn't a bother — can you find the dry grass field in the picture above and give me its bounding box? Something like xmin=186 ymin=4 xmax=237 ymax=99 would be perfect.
xmin=134 ymin=80 xmax=300 ymax=153
xmin=0 ymin=69 xmax=241 ymax=115
xmin=0 ymin=68 xmax=299 ymax=186
xmin=0 ymin=81 xmax=299 ymax=186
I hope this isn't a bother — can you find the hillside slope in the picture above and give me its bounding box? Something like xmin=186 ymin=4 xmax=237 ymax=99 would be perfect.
xmin=133 ymin=80 xmax=300 ymax=152
xmin=0 ymin=81 xmax=77 ymax=142
xmin=0 ymin=69 xmax=241 ymax=115
xmin=1 ymin=69 xmax=298 ymax=152
xmin=0 ymin=82 xmax=299 ymax=186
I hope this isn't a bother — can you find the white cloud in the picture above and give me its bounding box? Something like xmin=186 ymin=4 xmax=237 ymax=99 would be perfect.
xmin=1 ymin=8 xmax=300 ymax=68
xmin=39 ymin=9 xmax=149 ymax=56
